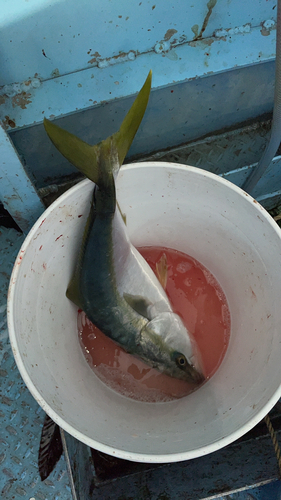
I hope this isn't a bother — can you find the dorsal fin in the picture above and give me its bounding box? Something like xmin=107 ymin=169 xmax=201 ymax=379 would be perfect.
xmin=43 ymin=71 xmax=152 ymax=185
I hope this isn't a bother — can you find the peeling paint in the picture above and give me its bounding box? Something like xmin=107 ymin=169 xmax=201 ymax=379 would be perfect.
xmin=164 ymin=29 xmax=178 ymax=41
xmin=0 ymin=83 xmax=22 ymax=98
xmin=154 ymin=41 xmax=170 ymax=53
xmin=11 ymin=92 xmax=32 ymax=109
xmin=215 ymin=23 xmax=251 ymax=38
xmin=87 ymin=51 xmax=101 ymax=65
xmin=2 ymin=115 xmax=16 ymax=129
xmin=261 ymin=27 xmax=271 ymax=37
xmin=263 ymin=19 xmax=276 ymax=30
xmin=0 ymin=9 xmax=277 ymax=136
xmin=203 ymin=38 xmax=215 ymax=46
xmin=166 ymin=50 xmax=178 ymax=61
xmin=0 ymin=95 xmax=7 ymax=106
xmin=189 ymin=37 xmax=214 ymax=49
xmin=97 ymin=50 xmax=136 ymax=68
xmin=155 ymin=29 xmax=179 ymax=55
xmin=51 ymin=68 xmax=60 ymax=78
xmin=0 ymin=78 xmax=40 ymax=107
xmin=260 ymin=20 xmax=276 ymax=36
xmin=191 ymin=24 xmax=199 ymax=39
xmin=195 ymin=0 xmax=217 ymax=40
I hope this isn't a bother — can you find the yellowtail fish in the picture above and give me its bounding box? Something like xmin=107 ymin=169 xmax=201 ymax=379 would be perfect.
xmin=44 ymin=71 xmax=203 ymax=384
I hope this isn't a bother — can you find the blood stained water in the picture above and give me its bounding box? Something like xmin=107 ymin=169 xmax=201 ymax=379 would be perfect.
xmin=78 ymin=246 xmax=230 ymax=402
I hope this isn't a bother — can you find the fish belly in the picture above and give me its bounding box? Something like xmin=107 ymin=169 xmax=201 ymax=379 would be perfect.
xmin=112 ymin=208 xmax=172 ymax=313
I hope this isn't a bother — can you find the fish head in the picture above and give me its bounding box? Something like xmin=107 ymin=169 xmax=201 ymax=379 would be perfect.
xmin=139 ymin=312 xmax=204 ymax=384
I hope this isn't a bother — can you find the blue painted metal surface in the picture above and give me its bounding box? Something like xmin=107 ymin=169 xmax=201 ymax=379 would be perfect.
xmin=227 ymin=482 xmax=281 ymax=499
xmin=0 ymin=0 xmax=277 ymax=87
xmin=0 ymin=21 xmax=277 ymax=132
xmin=217 ymin=482 xmax=281 ymax=499
xmin=0 ymin=124 xmax=45 ymax=233
xmin=0 ymin=227 xmax=71 ymax=499
xmin=221 ymin=156 xmax=281 ymax=209
xmin=6 ymin=62 xmax=276 ymax=188
xmin=0 ymin=0 xmax=278 ymax=195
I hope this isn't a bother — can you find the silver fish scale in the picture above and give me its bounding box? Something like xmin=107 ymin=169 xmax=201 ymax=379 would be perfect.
xmin=0 ymin=228 xmax=71 ymax=500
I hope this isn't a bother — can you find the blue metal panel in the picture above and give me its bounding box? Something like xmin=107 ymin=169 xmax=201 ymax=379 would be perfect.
xmin=219 ymin=157 xmax=281 ymax=209
xmin=0 ymin=0 xmax=277 ymax=86
xmin=0 ymin=21 xmax=276 ymax=132
xmin=0 ymin=124 xmax=45 ymax=232
xmin=221 ymin=157 xmax=281 ymax=193
xmin=8 ymin=61 xmax=275 ymax=188
xmin=0 ymin=0 xmax=278 ymax=195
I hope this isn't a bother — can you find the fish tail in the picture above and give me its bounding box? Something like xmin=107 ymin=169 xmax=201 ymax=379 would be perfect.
xmin=113 ymin=70 xmax=152 ymax=168
xmin=43 ymin=71 xmax=152 ymax=187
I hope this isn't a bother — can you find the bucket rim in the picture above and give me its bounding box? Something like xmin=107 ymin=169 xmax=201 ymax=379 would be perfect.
xmin=7 ymin=161 xmax=281 ymax=463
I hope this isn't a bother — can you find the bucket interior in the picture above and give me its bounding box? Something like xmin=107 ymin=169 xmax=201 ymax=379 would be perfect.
xmin=8 ymin=162 xmax=281 ymax=462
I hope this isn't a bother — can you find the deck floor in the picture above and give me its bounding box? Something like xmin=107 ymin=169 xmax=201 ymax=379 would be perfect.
xmin=0 ymin=227 xmax=71 ymax=500
xmin=2 ymin=119 xmax=281 ymax=499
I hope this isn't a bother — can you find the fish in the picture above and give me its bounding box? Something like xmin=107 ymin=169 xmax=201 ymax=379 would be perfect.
xmin=44 ymin=71 xmax=203 ymax=384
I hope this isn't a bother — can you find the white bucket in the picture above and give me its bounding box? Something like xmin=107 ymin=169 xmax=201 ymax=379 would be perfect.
xmin=7 ymin=162 xmax=281 ymax=463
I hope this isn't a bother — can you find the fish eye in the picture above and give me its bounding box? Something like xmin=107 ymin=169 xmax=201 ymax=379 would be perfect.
xmin=176 ymin=354 xmax=187 ymax=368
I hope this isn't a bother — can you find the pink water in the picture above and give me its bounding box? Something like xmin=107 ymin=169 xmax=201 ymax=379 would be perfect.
xmin=78 ymin=246 xmax=231 ymax=402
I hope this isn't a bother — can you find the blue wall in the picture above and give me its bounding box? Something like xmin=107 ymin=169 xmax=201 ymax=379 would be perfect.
xmin=0 ymin=1 xmax=278 ymax=189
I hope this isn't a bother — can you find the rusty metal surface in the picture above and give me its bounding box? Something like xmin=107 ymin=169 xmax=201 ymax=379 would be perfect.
xmin=0 ymin=227 xmax=71 ymax=499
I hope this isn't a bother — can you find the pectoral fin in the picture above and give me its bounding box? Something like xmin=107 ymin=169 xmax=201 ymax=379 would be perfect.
xmin=155 ymin=253 xmax=168 ymax=290
xmin=123 ymin=293 xmax=153 ymax=320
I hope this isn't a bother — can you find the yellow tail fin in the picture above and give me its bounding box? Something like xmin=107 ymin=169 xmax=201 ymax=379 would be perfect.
xmin=43 ymin=71 xmax=152 ymax=185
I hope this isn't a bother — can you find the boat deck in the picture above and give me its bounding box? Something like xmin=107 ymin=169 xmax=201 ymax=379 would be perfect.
xmin=1 ymin=120 xmax=281 ymax=499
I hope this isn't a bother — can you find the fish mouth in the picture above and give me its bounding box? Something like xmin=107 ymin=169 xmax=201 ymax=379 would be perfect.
xmin=186 ymin=364 xmax=205 ymax=384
